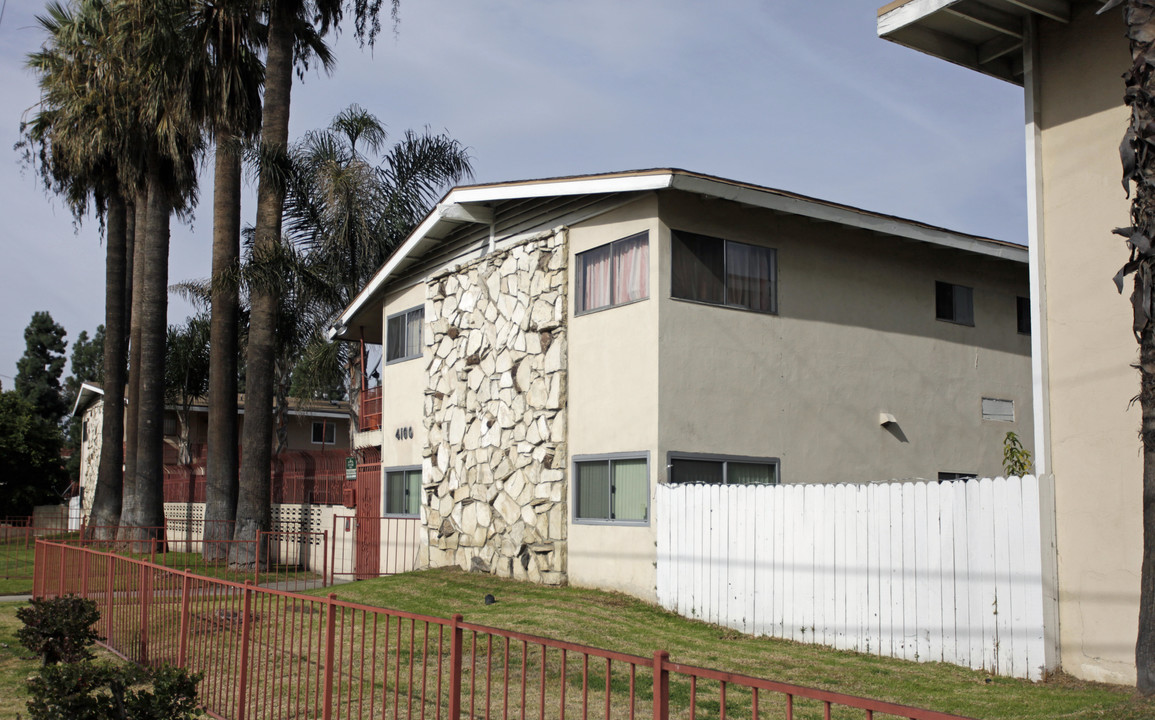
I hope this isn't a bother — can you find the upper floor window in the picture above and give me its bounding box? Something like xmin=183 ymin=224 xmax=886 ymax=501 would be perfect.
xmin=668 ymin=453 xmax=780 ymax=486
xmin=312 ymin=421 xmax=336 ymax=445
xmin=935 ymin=281 xmax=974 ymax=326
xmin=671 ymin=231 xmax=777 ymax=314
xmin=385 ymin=467 xmax=421 ymax=517
xmin=386 ymin=306 xmax=423 ymax=364
xmin=576 ymin=231 xmax=649 ymax=314
xmin=1017 ymin=296 xmax=1031 ymax=335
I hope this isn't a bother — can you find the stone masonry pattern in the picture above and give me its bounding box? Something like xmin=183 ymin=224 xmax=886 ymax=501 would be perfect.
xmin=420 ymin=228 xmax=569 ymax=585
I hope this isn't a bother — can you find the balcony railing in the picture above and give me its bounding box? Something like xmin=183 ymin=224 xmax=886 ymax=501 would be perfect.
xmin=360 ymin=385 xmax=382 ymax=432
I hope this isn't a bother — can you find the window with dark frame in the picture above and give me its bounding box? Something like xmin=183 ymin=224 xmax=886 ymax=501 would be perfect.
xmin=311 ymin=421 xmax=336 ymax=445
xmin=575 ymin=232 xmax=650 ymax=314
xmin=935 ymin=281 xmax=974 ymax=326
xmin=938 ymin=472 xmax=977 ymax=482
xmin=671 ymin=230 xmax=777 ymax=314
xmin=668 ymin=454 xmax=780 ymax=486
xmin=386 ymin=306 xmax=424 ymax=363
xmin=384 ymin=468 xmax=421 ymax=517
xmin=574 ymin=455 xmax=649 ymax=523
xmin=1017 ymin=296 xmax=1031 ymax=335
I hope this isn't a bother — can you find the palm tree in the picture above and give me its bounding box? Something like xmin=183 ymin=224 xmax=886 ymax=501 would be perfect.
xmin=1106 ymin=0 xmax=1155 ymax=693
xmin=119 ymin=0 xmax=206 ymax=543
xmin=190 ymin=0 xmax=265 ymax=560
xmin=165 ymin=315 xmax=211 ymax=465
xmin=23 ymin=0 xmax=142 ymax=538
xmin=235 ymin=0 xmax=397 ymax=561
xmin=282 ymin=105 xmax=471 ymax=432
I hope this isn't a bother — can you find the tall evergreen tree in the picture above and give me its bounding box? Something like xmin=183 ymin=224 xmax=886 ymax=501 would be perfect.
xmin=15 ymin=311 xmax=69 ymax=424
xmin=0 ymin=392 xmax=67 ymax=515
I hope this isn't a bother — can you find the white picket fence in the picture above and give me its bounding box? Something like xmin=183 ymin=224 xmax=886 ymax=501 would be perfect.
xmin=655 ymin=476 xmax=1056 ymax=680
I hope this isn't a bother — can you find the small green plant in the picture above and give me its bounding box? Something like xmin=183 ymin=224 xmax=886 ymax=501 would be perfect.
xmin=1002 ymin=431 xmax=1033 ymax=477
xmin=24 ymin=661 xmax=202 ymax=720
xmin=16 ymin=596 xmax=101 ymax=665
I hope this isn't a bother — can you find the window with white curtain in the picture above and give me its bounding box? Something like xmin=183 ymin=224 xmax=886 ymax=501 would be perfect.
xmin=573 ymin=453 xmax=649 ymax=524
xmin=386 ymin=306 xmax=424 ymax=363
xmin=668 ymin=453 xmax=780 ymax=486
xmin=671 ymin=230 xmax=777 ymax=314
xmin=575 ymin=232 xmax=650 ymax=314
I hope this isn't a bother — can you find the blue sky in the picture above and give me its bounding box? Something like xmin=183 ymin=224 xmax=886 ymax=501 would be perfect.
xmin=0 ymin=0 xmax=1027 ymax=387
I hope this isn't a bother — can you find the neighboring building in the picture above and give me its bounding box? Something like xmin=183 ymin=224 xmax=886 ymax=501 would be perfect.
xmin=878 ymin=0 xmax=1138 ymax=685
xmin=72 ymin=383 xmax=352 ymax=517
xmin=330 ymin=168 xmax=1032 ymax=601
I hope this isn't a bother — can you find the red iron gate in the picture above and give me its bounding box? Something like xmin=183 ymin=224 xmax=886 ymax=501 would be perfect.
xmin=354 ymin=460 xmax=381 ymax=579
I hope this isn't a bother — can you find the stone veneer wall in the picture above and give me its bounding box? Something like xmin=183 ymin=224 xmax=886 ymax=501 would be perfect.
xmin=421 ymin=229 xmax=569 ymax=585
xmin=79 ymin=403 xmax=103 ymax=518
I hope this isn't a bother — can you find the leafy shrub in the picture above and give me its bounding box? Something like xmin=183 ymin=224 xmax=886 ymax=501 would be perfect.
xmin=1002 ymin=431 xmax=1033 ymax=478
xmin=24 ymin=661 xmax=203 ymax=720
xmin=16 ymin=595 xmax=101 ymax=665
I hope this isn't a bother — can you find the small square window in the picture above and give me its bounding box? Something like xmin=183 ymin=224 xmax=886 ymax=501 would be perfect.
xmin=385 ymin=467 xmax=421 ymax=517
xmin=575 ymin=232 xmax=650 ymax=314
xmin=574 ymin=454 xmax=649 ymax=524
xmin=936 ymin=281 xmax=974 ymax=326
xmin=386 ymin=306 xmax=424 ymax=363
xmin=1017 ymin=296 xmax=1031 ymax=335
xmin=163 ymin=415 xmax=178 ymax=437
xmin=312 ymin=421 xmax=337 ymax=444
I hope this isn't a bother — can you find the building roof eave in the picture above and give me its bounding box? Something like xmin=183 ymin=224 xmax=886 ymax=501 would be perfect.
xmin=877 ymin=0 xmax=1092 ymax=85
xmin=329 ymin=168 xmax=1027 ymax=343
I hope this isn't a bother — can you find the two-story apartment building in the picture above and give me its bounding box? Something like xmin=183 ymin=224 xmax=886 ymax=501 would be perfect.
xmin=331 ymin=168 xmax=1032 ymax=601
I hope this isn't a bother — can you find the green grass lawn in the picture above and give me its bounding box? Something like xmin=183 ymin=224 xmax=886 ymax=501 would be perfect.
xmin=308 ymin=568 xmax=1155 ymax=720
xmin=0 ymin=601 xmax=37 ymax=718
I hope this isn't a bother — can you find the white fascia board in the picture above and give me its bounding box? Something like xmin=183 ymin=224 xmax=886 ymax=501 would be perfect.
xmin=670 ymin=174 xmax=1027 ymax=263
xmin=448 ymin=173 xmax=674 ymax=204
xmin=878 ymin=0 xmax=965 ymax=36
xmin=329 ymin=172 xmax=677 ymax=341
xmin=71 ymin=382 xmax=106 ymax=417
xmin=329 ymin=204 xmax=452 ymax=340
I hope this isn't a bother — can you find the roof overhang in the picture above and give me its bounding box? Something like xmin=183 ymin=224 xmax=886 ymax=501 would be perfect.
xmin=329 ymin=168 xmax=1028 ymax=343
xmin=71 ymin=382 xmax=105 ymax=417
xmin=877 ymin=0 xmax=1101 ymax=85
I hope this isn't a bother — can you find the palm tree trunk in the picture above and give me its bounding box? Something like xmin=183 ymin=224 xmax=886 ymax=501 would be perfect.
xmin=120 ymin=190 xmax=148 ymax=533
xmin=130 ymin=155 xmax=171 ymax=547
xmin=88 ymin=189 xmax=127 ymax=538
xmin=234 ymin=1 xmax=294 ymax=565
xmin=1140 ymin=323 xmax=1155 ymax=692
xmin=205 ymin=137 xmax=241 ymax=561
xmin=1123 ymin=0 xmax=1155 ymax=692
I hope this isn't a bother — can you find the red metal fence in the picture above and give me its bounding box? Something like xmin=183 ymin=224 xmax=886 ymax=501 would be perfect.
xmin=33 ymin=540 xmax=976 ymax=720
xmin=163 ymin=449 xmax=350 ymax=506
xmin=0 ymin=511 xmax=81 ymax=581
xmin=361 ymin=385 xmax=383 ymax=432
xmin=329 ymin=515 xmax=421 ymax=582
